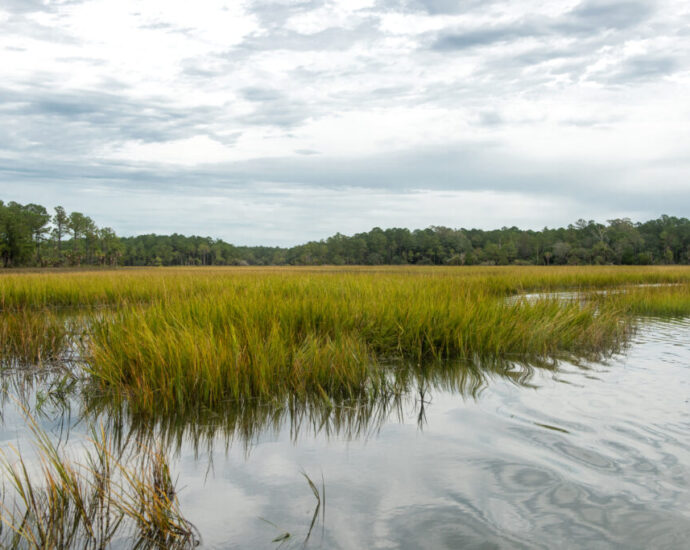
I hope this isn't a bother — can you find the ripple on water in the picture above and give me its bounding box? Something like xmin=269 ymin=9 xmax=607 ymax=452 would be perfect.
xmin=1 ymin=318 xmax=690 ymax=549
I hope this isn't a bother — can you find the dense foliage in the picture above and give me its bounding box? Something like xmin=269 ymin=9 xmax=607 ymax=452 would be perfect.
xmin=0 ymin=200 xmax=121 ymax=267
xmin=2 ymin=199 xmax=690 ymax=267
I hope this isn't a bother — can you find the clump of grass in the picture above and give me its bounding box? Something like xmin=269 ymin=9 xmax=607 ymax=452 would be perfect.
xmin=82 ymin=276 xmax=632 ymax=414
xmin=594 ymin=283 xmax=690 ymax=317
xmin=86 ymin=308 xmax=380 ymax=415
xmin=0 ymin=411 xmax=197 ymax=549
xmin=0 ymin=310 xmax=71 ymax=367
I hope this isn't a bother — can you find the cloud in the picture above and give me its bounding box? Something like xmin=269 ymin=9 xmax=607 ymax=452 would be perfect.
xmin=237 ymin=87 xmax=313 ymax=127
xmin=0 ymin=0 xmax=688 ymax=243
xmin=595 ymin=54 xmax=679 ymax=84
xmin=565 ymin=0 xmax=653 ymax=31
xmin=377 ymin=0 xmax=493 ymax=16
xmin=429 ymin=1 xmax=656 ymax=53
xmin=431 ymin=24 xmax=542 ymax=51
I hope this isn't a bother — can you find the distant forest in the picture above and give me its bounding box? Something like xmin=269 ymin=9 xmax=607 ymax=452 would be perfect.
xmin=2 ymin=199 xmax=690 ymax=268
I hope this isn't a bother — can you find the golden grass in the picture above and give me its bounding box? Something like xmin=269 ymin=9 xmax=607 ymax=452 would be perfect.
xmin=83 ymin=277 xmax=632 ymax=414
xmin=0 ymin=310 xmax=71 ymax=367
xmin=1 ymin=265 xmax=690 ymax=310
xmin=1 ymin=266 xmax=690 ymax=414
xmin=594 ymin=283 xmax=690 ymax=317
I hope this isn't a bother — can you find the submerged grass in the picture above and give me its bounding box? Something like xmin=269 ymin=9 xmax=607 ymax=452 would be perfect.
xmin=0 ymin=409 xmax=197 ymax=549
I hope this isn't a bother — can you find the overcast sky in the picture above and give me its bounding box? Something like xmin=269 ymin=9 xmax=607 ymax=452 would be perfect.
xmin=1 ymin=0 xmax=689 ymax=245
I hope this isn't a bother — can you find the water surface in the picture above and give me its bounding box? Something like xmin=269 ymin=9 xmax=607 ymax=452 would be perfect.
xmin=2 ymin=319 xmax=689 ymax=549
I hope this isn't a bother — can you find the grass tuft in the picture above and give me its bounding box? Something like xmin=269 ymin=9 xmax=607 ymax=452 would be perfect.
xmin=0 ymin=407 xmax=197 ymax=549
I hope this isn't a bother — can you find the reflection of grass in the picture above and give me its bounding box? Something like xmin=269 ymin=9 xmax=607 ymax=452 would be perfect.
xmin=0 ymin=408 xmax=197 ymax=549
xmin=82 ymin=355 xmax=569 ymax=460
xmin=260 ymin=470 xmax=325 ymax=547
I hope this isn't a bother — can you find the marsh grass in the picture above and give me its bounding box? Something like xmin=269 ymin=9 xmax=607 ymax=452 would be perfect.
xmin=0 ymin=310 xmax=73 ymax=367
xmin=2 ymin=266 xmax=689 ymax=415
xmin=593 ymin=283 xmax=690 ymax=317
xmin=2 ymin=265 xmax=690 ymax=310
xmin=0 ymin=410 xmax=197 ymax=549
xmin=82 ymin=276 xmax=632 ymax=414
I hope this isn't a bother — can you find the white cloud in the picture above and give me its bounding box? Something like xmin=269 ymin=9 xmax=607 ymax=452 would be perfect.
xmin=1 ymin=0 xmax=689 ymax=241
xmin=107 ymin=135 xmax=235 ymax=165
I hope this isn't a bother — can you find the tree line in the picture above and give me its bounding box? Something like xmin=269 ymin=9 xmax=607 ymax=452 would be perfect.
xmin=2 ymin=199 xmax=690 ymax=268
xmin=0 ymin=200 xmax=122 ymax=267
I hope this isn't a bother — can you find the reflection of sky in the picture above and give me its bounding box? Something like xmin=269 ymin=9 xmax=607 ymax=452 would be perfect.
xmin=2 ymin=319 xmax=690 ymax=549
xmin=169 ymin=319 xmax=690 ymax=549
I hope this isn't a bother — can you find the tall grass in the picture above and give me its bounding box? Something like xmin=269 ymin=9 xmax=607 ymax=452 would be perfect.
xmin=2 ymin=266 xmax=690 ymax=310
xmin=593 ymin=284 xmax=690 ymax=317
xmin=2 ymin=266 xmax=689 ymax=414
xmin=0 ymin=310 xmax=72 ymax=367
xmin=83 ymin=276 xmax=632 ymax=414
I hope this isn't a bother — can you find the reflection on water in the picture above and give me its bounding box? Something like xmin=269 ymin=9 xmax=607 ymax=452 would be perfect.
xmin=2 ymin=320 xmax=690 ymax=549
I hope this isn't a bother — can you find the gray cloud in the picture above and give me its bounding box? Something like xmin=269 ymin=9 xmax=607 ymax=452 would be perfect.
xmin=0 ymin=85 xmax=225 ymax=154
xmin=0 ymin=0 xmax=61 ymax=14
xmin=594 ymin=54 xmax=678 ymax=84
xmin=564 ymin=0 xmax=654 ymax=31
xmin=236 ymin=21 xmax=380 ymax=53
xmin=245 ymin=0 xmax=325 ymax=29
xmin=0 ymin=0 xmax=688 ymax=243
xmin=0 ymin=141 xmax=674 ymax=201
xmin=376 ymin=0 xmax=495 ymax=15
xmin=237 ymin=87 xmax=312 ymax=127
xmin=431 ymin=24 xmax=541 ymax=51
xmin=430 ymin=2 xmax=655 ymax=53
xmin=476 ymin=110 xmax=503 ymax=126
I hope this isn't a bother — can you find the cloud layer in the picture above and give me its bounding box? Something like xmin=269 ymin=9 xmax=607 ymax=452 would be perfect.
xmin=1 ymin=0 xmax=688 ymax=245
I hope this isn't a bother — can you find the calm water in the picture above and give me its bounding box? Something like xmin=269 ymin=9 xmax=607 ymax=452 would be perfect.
xmin=2 ymin=318 xmax=690 ymax=549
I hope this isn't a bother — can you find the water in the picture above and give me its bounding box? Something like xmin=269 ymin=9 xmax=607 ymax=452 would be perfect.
xmin=2 ymin=319 xmax=690 ymax=549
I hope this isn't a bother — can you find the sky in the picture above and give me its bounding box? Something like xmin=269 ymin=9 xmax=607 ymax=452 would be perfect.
xmin=1 ymin=0 xmax=689 ymax=246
